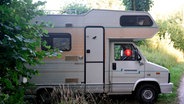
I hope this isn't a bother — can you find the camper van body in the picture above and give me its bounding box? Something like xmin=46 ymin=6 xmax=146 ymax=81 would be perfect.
xmin=29 ymin=9 xmax=173 ymax=103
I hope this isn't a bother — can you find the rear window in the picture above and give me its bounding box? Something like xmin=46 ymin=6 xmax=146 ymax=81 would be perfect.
xmin=42 ymin=33 xmax=71 ymax=51
xmin=120 ymin=15 xmax=153 ymax=26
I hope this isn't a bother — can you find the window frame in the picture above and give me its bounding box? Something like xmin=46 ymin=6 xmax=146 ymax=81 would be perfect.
xmin=41 ymin=33 xmax=72 ymax=51
xmin=114 ymin=43 xmax=138 ymax=61
xmin=120 ymin=15 xmax=153 ymax=27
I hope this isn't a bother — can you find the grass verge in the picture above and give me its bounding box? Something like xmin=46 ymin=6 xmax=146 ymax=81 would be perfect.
xmin=156 ymin=63 xmax=184 ymax=104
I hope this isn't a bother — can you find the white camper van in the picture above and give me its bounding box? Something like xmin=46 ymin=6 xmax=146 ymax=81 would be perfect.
xmin=30 ymin=9 xmax=173 ymax=103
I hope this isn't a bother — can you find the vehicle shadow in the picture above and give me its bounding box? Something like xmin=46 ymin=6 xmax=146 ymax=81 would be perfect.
xmin=108 ymin=95 xmax=139 ymax=104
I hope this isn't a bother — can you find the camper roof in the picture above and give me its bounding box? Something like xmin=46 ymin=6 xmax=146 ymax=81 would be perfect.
xmin=33 ymin=9 xmax=158 ymax=39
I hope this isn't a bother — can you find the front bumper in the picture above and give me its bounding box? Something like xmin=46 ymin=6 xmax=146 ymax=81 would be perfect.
xmin=160 ymin=83 xmax=173 ymax=93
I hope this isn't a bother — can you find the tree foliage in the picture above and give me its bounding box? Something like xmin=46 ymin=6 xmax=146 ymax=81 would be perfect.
xmin=0 ymin=0 xmax=47 ymax=103
xmin=61 ymin=0 xmax=125 ymax=14
xmin=157 ymin=12 xmax=184 ymax=51
xmin=61 ymin=3 xmax=91 ymax=14
xmin=86 ymin=0 xmax=124 ymax=10
xmin=122 ymin=0 xmax=153 ymax=11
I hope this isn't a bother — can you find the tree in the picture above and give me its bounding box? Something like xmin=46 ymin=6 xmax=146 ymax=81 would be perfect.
xmin=60 ymin=0 xmax=125 ymax=15
xmin=86 ymin=0 xmax=124 ymax=10
xmin=122 ymin=0 xmax=153 ymax=11
xmin=61 ymin=3 xmax=91 ymax=14
xmin=0 ymin=0 xmax=47 ymax=103
xmin=157 ymin=12 xmax=184 ymax=51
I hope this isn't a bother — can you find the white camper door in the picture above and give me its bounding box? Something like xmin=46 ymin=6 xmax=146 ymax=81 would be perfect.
xmin=85 ymin=26 xmax=105 ymax=84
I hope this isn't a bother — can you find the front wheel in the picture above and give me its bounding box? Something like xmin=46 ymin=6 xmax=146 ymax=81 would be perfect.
xmin=136 ymin=84 xmax=158 ymax=104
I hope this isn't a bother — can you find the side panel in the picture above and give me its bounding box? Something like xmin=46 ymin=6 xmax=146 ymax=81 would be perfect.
xmin=29 ymin=60 xmax=84 ymax=85
xmin=29 ymin=28 xmax=85 ymax=86
xmin=84 ymin=26 xmax=105 ymax=84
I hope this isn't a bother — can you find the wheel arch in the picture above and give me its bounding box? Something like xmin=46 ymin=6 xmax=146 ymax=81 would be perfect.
xmin=133 ymin=78 xmax=161 ymax=93
xmin=36 ymin=86 xmax=54 ymax=95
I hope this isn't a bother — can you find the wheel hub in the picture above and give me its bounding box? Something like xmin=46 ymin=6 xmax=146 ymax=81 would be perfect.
xmin=143 ymin=89 xmax=153 ymax=100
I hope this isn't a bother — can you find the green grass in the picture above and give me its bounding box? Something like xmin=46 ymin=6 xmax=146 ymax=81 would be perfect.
xmin=155 ymin=63 xmax=184 ymax=104
xmin=139 ymin=44 xmax=178 ymax=68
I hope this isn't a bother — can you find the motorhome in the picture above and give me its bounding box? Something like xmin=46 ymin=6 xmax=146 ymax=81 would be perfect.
xmin=29 ymin=9 xmax=173 ymax=103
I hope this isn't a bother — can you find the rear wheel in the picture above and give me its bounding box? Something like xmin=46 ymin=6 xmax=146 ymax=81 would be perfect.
xmin=136 ymin=84 xmax=158 ymax=104
xmin=36 ymin=89 xmax=53 ymax=104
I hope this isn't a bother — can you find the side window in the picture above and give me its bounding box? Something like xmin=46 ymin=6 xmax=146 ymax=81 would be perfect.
xmin=114 ymin=44 xmax=137 ymax=61
xmin=120 ymin=15 xmax=153 ymax=26
xmin=42 ymin=33 xmax=71 ymax=51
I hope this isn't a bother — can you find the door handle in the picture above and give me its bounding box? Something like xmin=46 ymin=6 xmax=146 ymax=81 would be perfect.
xmin=86 ymin=49 xmax=90 ymax=53
xmin=112 ymin=63 xmax=116 ymax=70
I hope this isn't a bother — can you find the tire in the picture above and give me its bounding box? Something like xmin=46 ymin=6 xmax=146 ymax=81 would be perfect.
xmin=36 ymin=89 xmax=53 ymax=104
xmin=136 ymin=84 xmax=158 ymax=104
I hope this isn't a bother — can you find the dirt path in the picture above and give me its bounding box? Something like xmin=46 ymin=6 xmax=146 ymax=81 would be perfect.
xmin=178 ymin=76 xmax=184 ymax=104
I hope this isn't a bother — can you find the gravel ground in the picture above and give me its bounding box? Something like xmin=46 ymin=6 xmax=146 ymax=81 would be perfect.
xmin=178 ymin=76 xmax=184 ymax=104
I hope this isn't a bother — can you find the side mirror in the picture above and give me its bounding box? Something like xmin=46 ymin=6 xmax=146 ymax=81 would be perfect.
xmin=135 ymin=49 xmax=142 ymax=61
xmin=135 ymin=49 xmax=144 ymax=65
xmin=137 ymin=54 xmax=142 ymax=61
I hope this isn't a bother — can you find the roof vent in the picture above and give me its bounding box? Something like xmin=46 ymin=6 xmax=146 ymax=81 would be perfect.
xmin=65 ymin=23 xmax=73 ymax=27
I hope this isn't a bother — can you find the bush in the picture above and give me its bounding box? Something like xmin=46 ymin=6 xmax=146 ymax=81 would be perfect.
xmin=157 ymin=12 xmax=184 ymax=51
xmin=0 ymin=0 xmax=47 ymax=103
